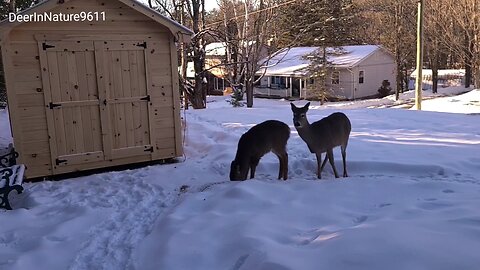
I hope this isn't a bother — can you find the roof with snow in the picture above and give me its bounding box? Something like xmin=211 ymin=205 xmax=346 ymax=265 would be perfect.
xmin=205 ymin=43 xmax=227 ymax=56
xmin=256 ymin=45 xmax=385 ymax=77
xmin=205 ymin=41 xmax=265 ymax=57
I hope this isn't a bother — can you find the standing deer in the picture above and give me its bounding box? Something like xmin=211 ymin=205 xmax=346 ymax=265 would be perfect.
xmin=230 ymin=120 xmax=290 ymax=181
xmin=291 ymin=102 xmax=351 ymax=179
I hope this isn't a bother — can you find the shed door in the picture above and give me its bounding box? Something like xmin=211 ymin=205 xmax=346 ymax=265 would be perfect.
xmin=96 ymin=41 xmax=154 ymax=160
xmin=40 ymin=41 xmax=105 ymax=167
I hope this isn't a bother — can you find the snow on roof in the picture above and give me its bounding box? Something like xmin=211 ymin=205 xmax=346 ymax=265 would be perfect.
xmin=205 ymin=43 xmax=227 ymax=56
xmin=410 ymin=69 xmax=465 ymax=78
xmin=256 ymin=45 xmax=381 ymax=77
xmin=205 ymin=41 xmax=262 ymax=56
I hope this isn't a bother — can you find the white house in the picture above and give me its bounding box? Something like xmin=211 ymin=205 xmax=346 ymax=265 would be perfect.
xmin=255 ymin=45 xmax=396 ymax=100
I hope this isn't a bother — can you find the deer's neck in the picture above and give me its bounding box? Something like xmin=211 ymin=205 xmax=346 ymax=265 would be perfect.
xmin=296 ymin=121 xmax=315 ymax=144
xmin=297 ymin=120 xmax=326 ymax=153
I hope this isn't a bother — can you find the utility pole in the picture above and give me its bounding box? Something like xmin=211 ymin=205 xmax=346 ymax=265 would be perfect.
xmin=414 ymin=0 xmax=424 ymax=110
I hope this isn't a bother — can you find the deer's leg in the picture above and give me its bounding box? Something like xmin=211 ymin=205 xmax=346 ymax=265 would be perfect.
xmin=315 ymin=152 xmax=323 ymax=179
xmin=274 ymin=153 xmax=283 ymax=179
xmin=282 ymin=152 xmax=288 ymax=180
xmin=327 ymin=149 xmax=339 ymax=178
xmin=341 ymin=144 xmax=348 ymax=177
xmin=320 ymin=153 xmax=329 ymax=171
xmin=273 ymin=151 xmax=288 ymax=180
xmin=250 ymin=158 xmax=260 ymax=179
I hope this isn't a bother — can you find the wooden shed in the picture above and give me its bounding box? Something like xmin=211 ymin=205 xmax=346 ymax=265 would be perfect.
xmin=0 ymin=0 xmax=193 ymax=179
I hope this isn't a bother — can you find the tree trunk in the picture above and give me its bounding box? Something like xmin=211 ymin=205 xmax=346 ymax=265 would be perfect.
xmin=403 ymin=67 xmax=409 ymax=94
xmin=432 ymin=67 xmax=438 ymax=94
xmin=431 ymin=46 xmax=439 ymax=94
xmin=189 ymin=0 xmax=206 ymax=109
xmin=394 ymin=3 xmax=402 ymax=101
xmin=465 ymin=61 xmax=472 ymax=88
xmin=245 ymin=81 xmax=253 ymax=108
xmin=395 ymin=61 xmax=402 ymax=100
xmin=464 ymin=33 xmax=473 ymax=88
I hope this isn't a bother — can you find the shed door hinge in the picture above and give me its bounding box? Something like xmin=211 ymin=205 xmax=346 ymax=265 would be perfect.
xmin=43 ymin=43 xmax=55 ymax=50
xmin=55 ymin=158 xmax=67 ymax=165
xmin=136 ymin=42 xmax=147 ymax=49
xmin=144 ymin=146 xmax=154 ymax=152
xmin=49 ymin=102 xmax=62 ymax=109
xmin=140 ymin=95 xmax=150 ymax=102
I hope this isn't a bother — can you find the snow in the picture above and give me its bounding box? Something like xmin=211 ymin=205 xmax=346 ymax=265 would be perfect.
xmin=1 ymin=88 xmax=480 ymax=269
xmin=257 ymin=45 xmax=380 ymax=76
xmin=410 ymin=69 xmax=465 ymax=78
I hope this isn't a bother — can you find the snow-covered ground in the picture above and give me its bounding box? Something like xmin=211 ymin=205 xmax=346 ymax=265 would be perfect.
xmin=1 ymin=88 xmax=480 ymax=270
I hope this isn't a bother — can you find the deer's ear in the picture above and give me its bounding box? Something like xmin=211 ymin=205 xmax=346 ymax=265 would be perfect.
xmin=304 ymin=102 xmax=311 ymax=109
xmin=290 ymin=102 xmax=297 ymax=111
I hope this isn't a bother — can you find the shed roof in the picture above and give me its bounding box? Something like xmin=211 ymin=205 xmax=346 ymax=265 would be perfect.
xmin=256 ymin=45 xmax=387 ymax=77
xmin=0 ymin=0 xmax=193 ymax=42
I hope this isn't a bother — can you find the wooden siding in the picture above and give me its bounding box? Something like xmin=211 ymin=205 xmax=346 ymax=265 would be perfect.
xmin=4 ymin=0 xmax=182 ymax=178
xmin=354 ymin=50 xmax=396 ymax=99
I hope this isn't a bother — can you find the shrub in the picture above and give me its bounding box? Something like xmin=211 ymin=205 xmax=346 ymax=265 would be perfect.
xmin=378 ymin=80 xmax=392 ymax=98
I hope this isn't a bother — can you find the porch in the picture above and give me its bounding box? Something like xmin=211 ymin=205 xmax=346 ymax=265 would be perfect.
xmin=254 ymin=76 xmax=309 ymax=99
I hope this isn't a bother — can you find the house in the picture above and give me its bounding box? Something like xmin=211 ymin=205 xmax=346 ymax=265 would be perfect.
xmin=187 ymin=42 xmax=270 ymax=95
xmin=255 ymin=45 xmax=396 ymax=100
xmin=0 ymin=0 xmax=192 ymax=178
xmin=186 ymin=43 xmax=229 ymax=95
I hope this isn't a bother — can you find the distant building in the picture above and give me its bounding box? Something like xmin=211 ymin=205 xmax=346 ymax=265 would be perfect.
xmin=255 ymin=45 xmax=396 ymax=100
xmin=409 ymin=69 xmax=465 ymax=90
xmin=186 ymin=43 xmax=229 ymax=95
xmin=187 ymin=42 xmax=270 ymax=95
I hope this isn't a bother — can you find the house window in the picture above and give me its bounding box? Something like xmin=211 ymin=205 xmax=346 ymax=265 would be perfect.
xmin=271 ymin=76 xmax=286 ymax=88
xmin=309 ymin=78 xmax=314 ymax=85
xmin=359 ymin=71 xmax=364 ymax=84
xmin=331 ymin=71 xmax=339 ymax=84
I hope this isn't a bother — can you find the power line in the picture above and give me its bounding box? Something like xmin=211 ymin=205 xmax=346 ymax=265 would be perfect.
xmin=205 ymin=0 xmax=300 ymax=27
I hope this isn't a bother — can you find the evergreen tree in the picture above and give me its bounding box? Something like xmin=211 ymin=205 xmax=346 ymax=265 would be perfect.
xmin=273 ymin=0 xmax=358 ymax=101
xmin=275 ymin=0 xmax=357 ymax=47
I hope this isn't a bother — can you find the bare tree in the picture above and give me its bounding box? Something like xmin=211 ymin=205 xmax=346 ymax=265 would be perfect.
xmin=431 ymin=0 xmax=480 ymax=88
xmin=209 ymin=0 xmax=277 ymax=107
xmin=149 ymin=0 xmax=207 ymax=109
xmin=424 ymin=0 xmax=450 ymax=93
xmin=356 ymin=0 xmax=417 ymax=100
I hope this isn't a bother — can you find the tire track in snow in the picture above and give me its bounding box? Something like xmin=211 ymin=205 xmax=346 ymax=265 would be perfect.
xmin=68 ymin=172 xmax=181 ymax=270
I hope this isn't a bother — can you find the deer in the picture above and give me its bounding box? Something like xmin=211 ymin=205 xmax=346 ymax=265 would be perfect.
xmin=230 ymin=120 xmax=290 ymax=181
xmin=291 ymin=102 xmax=351 ymax=179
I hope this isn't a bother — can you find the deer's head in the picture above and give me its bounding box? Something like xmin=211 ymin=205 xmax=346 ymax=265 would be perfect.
xmin=230 ymin=159 xmax=248 ymax=181
xmin=291 ymin=102 xmax=310 ymax=128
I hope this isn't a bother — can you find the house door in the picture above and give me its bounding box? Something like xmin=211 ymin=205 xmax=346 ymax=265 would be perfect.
xmin=292 ymin=78 xmax=300 ymax=98
xmin=40 ymin=41 xmax=105 ymax=168
xmin=95 ymin=41 xmax=154 ymax=160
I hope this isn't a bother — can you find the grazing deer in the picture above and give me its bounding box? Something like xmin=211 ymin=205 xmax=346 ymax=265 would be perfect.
xmin=230 ymin=120 xmax=290 ymax=181
xmin=291 ymin=102 xmax=351 ymax=179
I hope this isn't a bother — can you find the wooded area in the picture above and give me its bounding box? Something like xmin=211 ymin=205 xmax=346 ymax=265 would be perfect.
xmin=1 ymin=0 xmax=479 ymax=108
